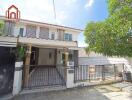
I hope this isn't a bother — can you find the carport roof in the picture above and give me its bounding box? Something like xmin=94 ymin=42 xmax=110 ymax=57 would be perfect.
xmin=79 ymin=57 xmax=128 ymax=66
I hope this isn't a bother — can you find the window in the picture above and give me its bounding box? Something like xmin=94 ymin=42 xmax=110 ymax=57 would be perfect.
xmin=51 ymin=33 xmax=55 ymax=40
xmin=61 ymin=53 xmax=65 ymax=64
xmin=68 ymin=54 xmax=73 ymax=61
xmin=49 ymin=52 xmax=52 ymax=59
xmin=19 ymin=28 xmax=24 ymax=37
xmin=64 ymin=33 xmax=72 ymax=41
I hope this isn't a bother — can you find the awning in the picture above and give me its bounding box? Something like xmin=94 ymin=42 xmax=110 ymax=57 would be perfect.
xmin=0 ymin=41 xmax=17 ymax=47
xmin=0 ymin=36 xmax=17 ymax=47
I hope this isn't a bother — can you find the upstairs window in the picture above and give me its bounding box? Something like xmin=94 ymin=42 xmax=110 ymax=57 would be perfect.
xmin=51 ymin=33 xmax=55 ymax=40
xmin=19 ymin=28 xmax=24 ymax=37
xmin=64 ymin=33 xmax=72 ymax=41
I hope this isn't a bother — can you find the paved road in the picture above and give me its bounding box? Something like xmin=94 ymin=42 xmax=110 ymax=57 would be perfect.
xmin=11 ymin=86 xmax=132 ymax=100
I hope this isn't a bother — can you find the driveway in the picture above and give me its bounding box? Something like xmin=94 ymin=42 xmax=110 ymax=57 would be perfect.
xmin=11 ymin=85 xmax=132 ymax=100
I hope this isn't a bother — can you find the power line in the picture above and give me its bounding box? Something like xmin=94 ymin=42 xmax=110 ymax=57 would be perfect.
xmin=53 ymin=0 xmax=56 ymax=20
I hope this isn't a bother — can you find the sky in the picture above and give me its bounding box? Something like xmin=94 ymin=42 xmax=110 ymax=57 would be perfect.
xmin=0 ymin=0 xmax=108 ymax=47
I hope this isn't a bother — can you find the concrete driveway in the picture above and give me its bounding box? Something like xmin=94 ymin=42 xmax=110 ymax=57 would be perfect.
xmin=11 ymin=85 xmax=132 ymax=100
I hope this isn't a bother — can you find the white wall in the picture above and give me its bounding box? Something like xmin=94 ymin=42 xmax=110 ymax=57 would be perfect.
xmin=49 ymin=28 xmax=58 ymax=40
xmin=38 ymin=48 xmax=55 ymax=65
xmin=65 ymin=30 xmax=78 ymax=41
xmin=13 ymin=23 xmax=26 ymax=37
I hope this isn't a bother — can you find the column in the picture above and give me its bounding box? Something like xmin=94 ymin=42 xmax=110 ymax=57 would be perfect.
xmin=13 ymin=61 xmax=23 ymax=95
xmin=24 ymin=44 xmax=32 ymax=87
xmin=65 ymin=50 xmax=75 ymax=88
xmin=36 ymin=26 xmax=40 ymax=38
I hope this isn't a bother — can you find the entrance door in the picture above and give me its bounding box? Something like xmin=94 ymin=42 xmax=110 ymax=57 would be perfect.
xmin=0 ymin=47 xmax=15 ymax=96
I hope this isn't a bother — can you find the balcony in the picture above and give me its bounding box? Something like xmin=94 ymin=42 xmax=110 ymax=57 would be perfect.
xmin=0 ymin=36 xmax=77 ymax=48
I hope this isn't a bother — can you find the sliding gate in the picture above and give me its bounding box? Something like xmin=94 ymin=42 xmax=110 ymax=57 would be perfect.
xmin=24 ymin=65 xmax=66 ymax=89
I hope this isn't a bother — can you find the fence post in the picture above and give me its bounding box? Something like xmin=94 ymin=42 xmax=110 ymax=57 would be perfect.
xmin=66 ymin=67 xmax=75 ymax=88
xmin=65 ymin=51 xmax=75 ymax=88
xmin=89 ymin=66 xmax=90 ymax=82
xmin=114 ymin=64 xmax=116 ymax=80
xmin=102 ymin=65 xmax=105 ymax=81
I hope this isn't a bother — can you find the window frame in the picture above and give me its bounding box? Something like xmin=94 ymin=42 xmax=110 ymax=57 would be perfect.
xmin=64 ymin=33 xmax=72 ymax=41
xmin=19 ymin=28 xmax=24 ymax=37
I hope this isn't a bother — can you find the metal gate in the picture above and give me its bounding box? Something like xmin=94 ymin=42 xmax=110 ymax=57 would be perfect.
xmin=0 ymin=47 xmax=15 ymax=96
xmin=24 ymin=65 xmax=66 ymax=89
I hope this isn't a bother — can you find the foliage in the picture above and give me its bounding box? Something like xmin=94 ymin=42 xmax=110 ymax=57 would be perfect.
xmin=16 ymin=45 xmax=26 ymax=61
xmin=0 ymin=20 xmax=4 ymax=35
xmin=84 ymin=0 xmax=132 ymax=57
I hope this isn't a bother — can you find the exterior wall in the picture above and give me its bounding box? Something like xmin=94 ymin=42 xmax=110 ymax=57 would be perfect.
xmin=65 ymin=30 xmax=78 ymax=41
xmin=49 ymin=28 xmax=58 ymax=40
xmin=0 ymin=17 xmax=81 ymax=48
xmin=125 ymin=57 xmax=132 ymax=66
xmin=38 ymin=48 xmax=55 ymax=65
xmin=19 ymin=37 xmax=77 ymax=47
xmin=57 ymin=29 xmax=64 ymax=41
xmin=13 ymin=23 xmax=26 ymax=37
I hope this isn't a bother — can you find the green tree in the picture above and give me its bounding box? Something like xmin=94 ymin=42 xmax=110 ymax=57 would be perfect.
xmin=0 ymin=20 xmax=4 ymax=35
xmin=84 ymin=0 xmax=132 ymax=57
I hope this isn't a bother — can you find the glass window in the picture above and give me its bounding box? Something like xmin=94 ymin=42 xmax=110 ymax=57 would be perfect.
xmin=49 ymin=52 xmax=52 ymax=59
xmin=19 ymin=28 xmax=24 ymax=37
xmin=51 ymin=33 xmax=55 ymax=40
xmin=64 ymin=33 xmax=72 ymax=41
xmin=68 ymin=54 xmax=73 ymax=61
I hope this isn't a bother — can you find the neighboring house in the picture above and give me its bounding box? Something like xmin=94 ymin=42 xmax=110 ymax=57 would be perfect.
xmin=73 ymin=47 xmax=132 ymax=84
xmin=0 ymin=16 xmax=82 ymax=96
xmin=78 ymin=47 xmax=128 ymax=65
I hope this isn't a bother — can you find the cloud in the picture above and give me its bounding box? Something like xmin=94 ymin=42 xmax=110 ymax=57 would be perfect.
xmin=0 ymin=0 xmax=79 ymax=26
xmin=85 ymin=0 xmax=94 ymax=8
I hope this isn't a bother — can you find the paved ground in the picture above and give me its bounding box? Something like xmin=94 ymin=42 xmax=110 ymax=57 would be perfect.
xmin=111 ymin=82 xmax=132 ymax=92
xmin=11 ymin=84 xmax=132 ymax=100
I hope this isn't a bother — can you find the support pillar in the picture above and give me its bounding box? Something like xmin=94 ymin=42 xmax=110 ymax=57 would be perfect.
xmin=13 ymin=62 xmax=23 ymax=95
xmin=64 ymin=50 xmax=74 ymax=88
xmin=24 ymin=44 xmax=32 ymax=87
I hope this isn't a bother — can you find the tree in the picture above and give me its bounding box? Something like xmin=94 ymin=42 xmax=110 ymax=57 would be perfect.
xmin=0 ymin=20 xmax=4 ymax=35
xmin=84 ymin=0 xmax=132 ymax=57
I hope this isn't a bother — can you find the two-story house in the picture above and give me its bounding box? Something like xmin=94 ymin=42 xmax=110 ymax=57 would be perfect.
xmin=0 ymin=16 xmax=82 ymax=95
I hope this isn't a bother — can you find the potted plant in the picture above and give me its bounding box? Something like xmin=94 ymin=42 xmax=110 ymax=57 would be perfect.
xmin=16 ymin=45 xmax=26 ymax=62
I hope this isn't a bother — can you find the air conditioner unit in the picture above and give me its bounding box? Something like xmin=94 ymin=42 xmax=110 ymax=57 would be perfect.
xmin=67 ymin=61 xmax=74 ymax=66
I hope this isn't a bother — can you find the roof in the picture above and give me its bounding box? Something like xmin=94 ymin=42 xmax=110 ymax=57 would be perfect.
xmin=8 ymin=5 xmax=18 ymax=10
xmin=0 ymin=15 xmax=83 ymax=32
xmin=79 ymin=57 xmax=128 ymax=65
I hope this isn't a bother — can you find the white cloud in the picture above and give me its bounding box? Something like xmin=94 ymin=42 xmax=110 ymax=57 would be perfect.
xmin=0 ymin=0 xmax=80 ymax=26
xmin=85 ymin=0 xmax=94 ymax=8
xmin=65 ymin=0 xmax=77 ymax=6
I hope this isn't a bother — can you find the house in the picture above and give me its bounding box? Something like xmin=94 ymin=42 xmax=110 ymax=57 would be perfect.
xmin=0 ymin=15 xmax=131 ymax=97
xmin=74 ymin=47 xmax=132 ymax=84
xmin=0 ymin=16 xmax=82 ymax=96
